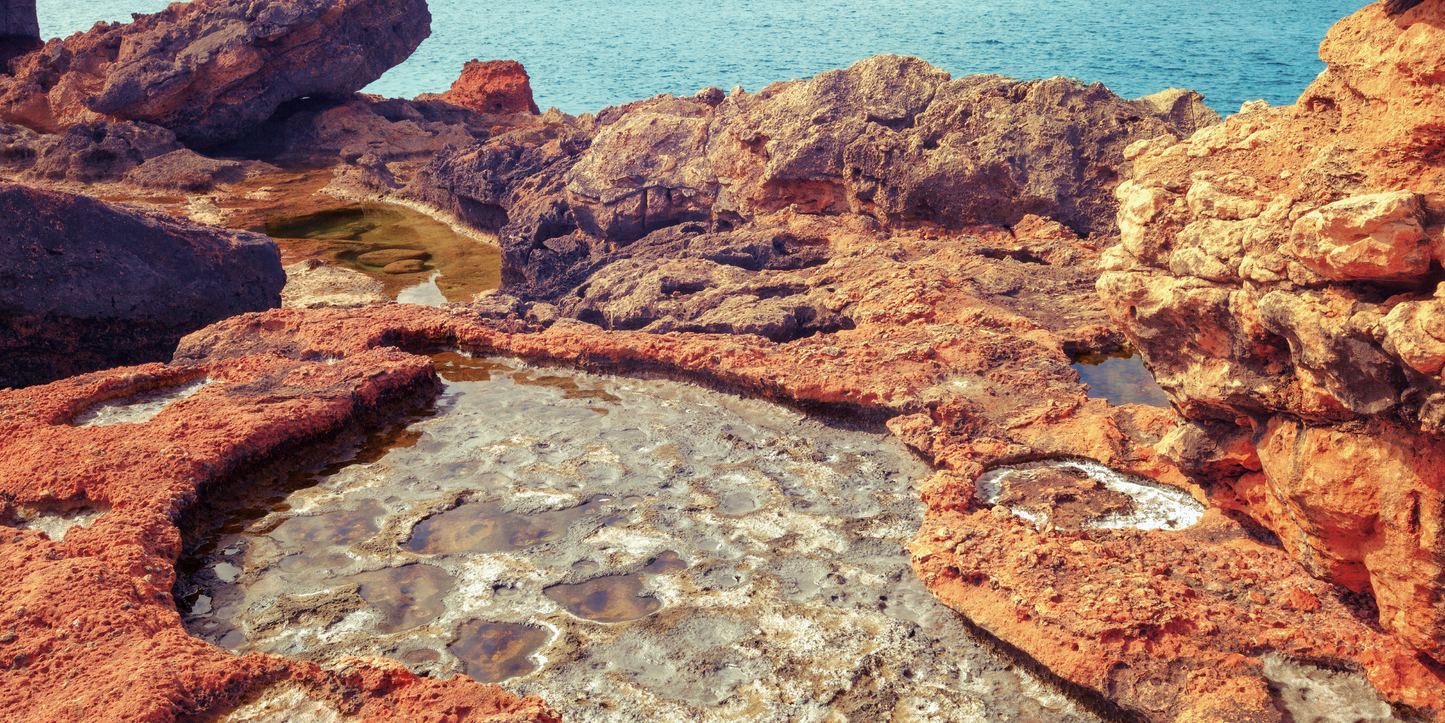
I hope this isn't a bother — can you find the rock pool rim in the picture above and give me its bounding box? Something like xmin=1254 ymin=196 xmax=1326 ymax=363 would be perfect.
xmin=973 ymin=455 xmax=1203 ymax=526
xmin=64 ymin=368 xmax=211 ymax=426
xmin=414 ymin=344 xmax=911 ymax=427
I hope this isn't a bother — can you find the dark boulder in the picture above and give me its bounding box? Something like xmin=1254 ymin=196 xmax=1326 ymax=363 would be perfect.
xmin=0 ymin=182 xmax=284 ymax=387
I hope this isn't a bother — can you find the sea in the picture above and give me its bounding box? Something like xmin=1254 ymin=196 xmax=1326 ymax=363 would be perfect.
xmin=38 ymin=0 xmax=1361 ymax=118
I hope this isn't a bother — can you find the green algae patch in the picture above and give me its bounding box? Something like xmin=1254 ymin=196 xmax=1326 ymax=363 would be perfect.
xmin=265 ymin=202 xmax=500 ymax=303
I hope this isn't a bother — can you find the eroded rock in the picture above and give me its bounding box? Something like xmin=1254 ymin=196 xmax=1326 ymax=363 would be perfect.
xmin=1096 ymin=0 xmax=1445 ymax=668
xmin=0 ymin=0 xmax=431 ymax=146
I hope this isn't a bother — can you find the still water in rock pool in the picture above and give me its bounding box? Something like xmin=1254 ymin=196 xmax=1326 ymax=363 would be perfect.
xmin=180 ymin=353 xmax=1103 ymax=721
xmin=1072 ymin=352 xmax=1170 ymax=408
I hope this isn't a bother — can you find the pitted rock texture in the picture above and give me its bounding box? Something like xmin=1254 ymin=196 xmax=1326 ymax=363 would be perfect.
xmin=1096 ymin=0 xmax=1445 ymax=661
xmin=399 ymin=55 xmax=1215 ymax=310
xmin=0 ymin=0 xmax=430 ymax=146
xmin=0 ymin=353 xmax=559 ymax=722
xmin=0 ymin=182 xmax=284 ymax=388
xmin=0 ymin=119 xmax=182 ymax=184
xmin=426 ymin=59 xmax=542 ymax=116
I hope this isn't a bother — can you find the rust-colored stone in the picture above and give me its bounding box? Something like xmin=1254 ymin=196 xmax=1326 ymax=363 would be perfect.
xmin=435 ymin=60 xmax=541 ymax=116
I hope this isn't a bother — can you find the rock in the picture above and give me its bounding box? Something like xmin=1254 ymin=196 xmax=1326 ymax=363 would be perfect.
xmin=401 ymin=56 xmax=1216 ymax=318
xmin=431 ymin=59 xmax=541 ymax=115
xmin=0 ymin=0 xmax=39 ymax=67
xmin=356 ymin=249 xmax=428 ymax=266
xmin=1282 ymin=190 xmax=1431 ymax=281
xmin=0 ymin=0 xmax=431 ymax=146
xmin=1096 ymin=0 xmax=1445 ymax=661
xmin=1128 ymin=87 xmax=1222 ymax=139
xmin=567 ymin=56 xmax=1209 ymax=241
xmin=122 ymin=149 xmax=252 ymax=193
xmin=0 ymin=181 xmax=284 ymax=388
xmin=381 ymin=259 xmax=426 ymax=274
xmin=23 ymin=121 xmax=180 ymax=184
xmin=281 ymin=259 xmax=389 ymax=309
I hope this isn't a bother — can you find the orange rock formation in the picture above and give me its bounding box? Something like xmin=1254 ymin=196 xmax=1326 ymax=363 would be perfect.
xmin=434 ymin=59 xmax=542 ymax=116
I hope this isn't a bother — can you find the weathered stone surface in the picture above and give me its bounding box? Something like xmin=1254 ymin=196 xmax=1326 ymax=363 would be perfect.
xmin=19 ymin=120 xmax=180 ymax=183
xmin=401 ymin=56 xmax=1215 ymax=315
xmin=0 ymin=0 xmax=431 ymax=146
xmin=0 ymin=350 xmax=559 ymax=722
xmin=280 ymin=259 xmax=389 ymax=309
xmin=122 ymin=148 xmax=250 ymax=192
xmin=426 ymin=59 xmax=541 ymax=116
xmin=1096 ymin=0 xmax=1445 ymax=664
xmin=0 ymin=181 xmax=284 ymax=388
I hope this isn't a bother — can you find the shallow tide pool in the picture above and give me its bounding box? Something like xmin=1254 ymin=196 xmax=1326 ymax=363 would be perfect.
xmin=179 ymin=353 xmax=1103 ymax=722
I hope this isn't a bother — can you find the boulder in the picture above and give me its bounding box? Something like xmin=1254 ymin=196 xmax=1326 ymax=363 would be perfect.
xmin=426 ymin=59 xmax=542 ymax=115
xmin=0 ymin=182 xmax=284 ymax=388
xmin=122 ymin=149 xmax=252 ymax=193
xmin=0 ymin=0 xmax=430 ymax=146
xmin=22 ymin=121 xmax=180 ymax=183
xmin=1096 ymin=0 xmax=1445 ymax=657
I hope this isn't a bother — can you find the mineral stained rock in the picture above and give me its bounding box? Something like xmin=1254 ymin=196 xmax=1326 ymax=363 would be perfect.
xmin=0 ymin=182 xmax=285 ymax=388
xmin=427 ymin=59 xmax=542 ymax=116
xmin=0 ymin=0 xmax=430 ymax=146
xmin=0 ymin=352 xmax=559 ymax=722
xmin=1096 ymin=0 xmax=1445 ymax=662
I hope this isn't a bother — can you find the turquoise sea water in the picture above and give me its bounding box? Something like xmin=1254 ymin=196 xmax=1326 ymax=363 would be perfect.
xmin=39 ymin=0 xmax=1362 ymax=116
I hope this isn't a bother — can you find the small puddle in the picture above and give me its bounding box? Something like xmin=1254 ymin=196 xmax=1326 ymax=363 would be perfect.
xmin=407 ymin=498 xmax=606 ymax=555
xmin=263 ymin=202 xmax=499 ymax=303
xmin=1261 ymin=653 xmax=1404 ymax=723
xmin=449 ymin=620 xmax=552 ymax=682
xmin=12 ymin=504 xmax=109 ymax=541
xmin=544 ymin=575 xmax=661 ymax=623
xmin=180 ymin=354 xmax=1107 ymax=722
xmin=350 ymin=565 xmax=454 ymax=634
xmin=1071 ymin=351 xmax=1169 ymax=408
xmin=976 ymin=459 xmax=1204 ymax=531
xmin=72 ymin=378 xmax=213 ymax=426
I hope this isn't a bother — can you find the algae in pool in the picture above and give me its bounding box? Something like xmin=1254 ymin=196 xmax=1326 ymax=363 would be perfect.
xmin=264 ymin=202 xmax=500 ymax=303
xmin=179 ymin=354 xmax=1106 ymax=722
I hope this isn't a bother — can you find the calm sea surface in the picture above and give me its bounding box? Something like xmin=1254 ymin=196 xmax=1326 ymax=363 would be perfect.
xmin=39 ymin=0 xmax=1361 ymax=116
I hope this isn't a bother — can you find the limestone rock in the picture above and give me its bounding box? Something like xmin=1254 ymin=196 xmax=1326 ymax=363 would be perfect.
xmin=0 ymin=0 xmax=431 ymax=146
xmin=1096 ymin=0 xmax=1445 ymax=662
xmin=0 ymin=181 xmax=284 ymax=387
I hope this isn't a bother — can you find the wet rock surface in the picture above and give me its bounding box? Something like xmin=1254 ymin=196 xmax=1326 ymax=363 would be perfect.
xmin=1096 ymin=0 xmax=1445 ymax=666
xmin=0 ymin=0 xmax=432 ymax=145
xmin=0 ymin=181 xmax=284 ymax=388
xmin=181 ymin=354 xmax=1102 ymax=722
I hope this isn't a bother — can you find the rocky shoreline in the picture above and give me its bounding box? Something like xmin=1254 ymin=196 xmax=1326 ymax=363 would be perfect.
xmin=1 ymin=0 xmax=1443 ymax=721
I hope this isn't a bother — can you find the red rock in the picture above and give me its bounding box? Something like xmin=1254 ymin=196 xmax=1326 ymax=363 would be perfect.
xmin=436 ymin=60 xmax=541 ymax=116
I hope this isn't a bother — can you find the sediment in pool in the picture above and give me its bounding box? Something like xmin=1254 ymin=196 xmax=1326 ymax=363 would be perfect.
xmin=178 ymin=353 xmax=1108 ymax=721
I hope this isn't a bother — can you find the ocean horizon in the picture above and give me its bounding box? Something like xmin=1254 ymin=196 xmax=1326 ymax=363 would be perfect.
xmin=39 ymin=0 xmax=1361 ymax=118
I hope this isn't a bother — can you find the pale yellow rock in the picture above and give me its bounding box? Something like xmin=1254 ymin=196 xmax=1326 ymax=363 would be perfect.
xmin=1284 ymin=191 xmax=1429 ymax=281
